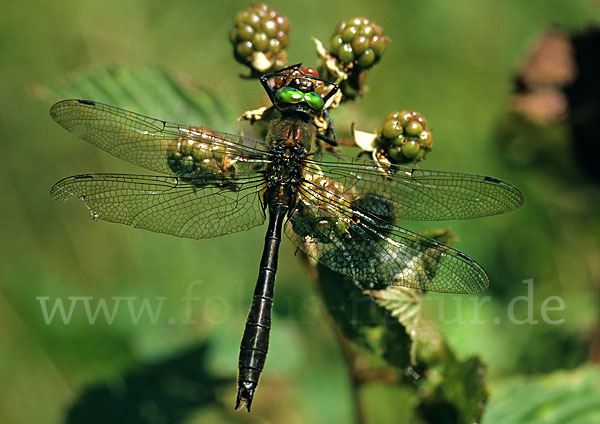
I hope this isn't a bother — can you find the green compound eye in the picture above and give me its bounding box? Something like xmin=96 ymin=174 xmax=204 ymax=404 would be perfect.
xmin=275 ymin=87 xmax=304 ymax=104
xmin=303 ymin=91 xmax=324 ymax=110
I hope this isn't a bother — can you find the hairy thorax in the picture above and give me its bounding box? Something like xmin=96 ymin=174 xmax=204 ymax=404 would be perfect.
xmin=262 ymin=113 xmax=314 ymax=210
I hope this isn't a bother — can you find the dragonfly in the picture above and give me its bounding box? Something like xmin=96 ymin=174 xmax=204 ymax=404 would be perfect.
xmin=50 ymin=64 xmax=523 ymax=411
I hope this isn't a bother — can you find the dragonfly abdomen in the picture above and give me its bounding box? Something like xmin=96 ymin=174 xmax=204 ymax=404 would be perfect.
xmin=236 ymin=186 xmax=290 ymax=411
xmin=237 ymin=285 xmax=274 ymax=411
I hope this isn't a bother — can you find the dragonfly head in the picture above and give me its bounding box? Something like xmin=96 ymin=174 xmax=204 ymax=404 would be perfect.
xmin=268 ymin=65 xmax=329 ymax=116
xmin=273 ymin=85 xmax=325 ymax=115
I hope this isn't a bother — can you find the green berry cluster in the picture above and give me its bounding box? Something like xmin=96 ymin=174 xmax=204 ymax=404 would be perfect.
xmin=377 ymin=111 xmax=433 ymax=163
xmin=291 ymin=176 xmax=352 ymax=242
xmin=330 ymin=17 xmax=387 ymax=70
xmin=167 ymin=135 xmax=233 ymax=179
xmin=229 ymin=3 xmax=290 ymax=72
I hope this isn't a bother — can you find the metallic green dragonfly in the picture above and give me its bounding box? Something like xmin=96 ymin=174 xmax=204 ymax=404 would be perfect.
xmin=50 ymin=65 xmax=523 ymax=411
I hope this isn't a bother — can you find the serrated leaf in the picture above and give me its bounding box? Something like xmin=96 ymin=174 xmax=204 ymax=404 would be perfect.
xmin=483 ymin=365 xmax=600 ymax=424
xmin=421 ymin=353 xmax=488 ymax=424
xmin=35 ymin=67 xmax=237 ymax=131
xmin=365 ymin=286 xmax=423 ymax=364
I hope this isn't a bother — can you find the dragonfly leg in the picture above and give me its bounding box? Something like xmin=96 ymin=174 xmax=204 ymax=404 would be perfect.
xmin=321 ymin=81 xmax=339 ymax=104
xmin=316 ymin=131 xmax=338 ymax=147
xmin=319 ymin=109 xmax=338 ymax=146
xmin=259 ymin=74 xmax=276 ymax=104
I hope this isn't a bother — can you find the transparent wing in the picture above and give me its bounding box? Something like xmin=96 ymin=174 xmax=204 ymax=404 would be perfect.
xmin=50 ymin=99 xmax=271 ymax=179
xmin=286 ymin=180 xmax=488 ymax=293
xmin=305 ymin=153 xmax=523 ymax=221
xmin=51 ymin=173 xmax=266 ymax=239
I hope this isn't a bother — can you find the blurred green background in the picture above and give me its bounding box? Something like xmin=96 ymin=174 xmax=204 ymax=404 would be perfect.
xmin=2 ymin=0 xmax=600 ymax=423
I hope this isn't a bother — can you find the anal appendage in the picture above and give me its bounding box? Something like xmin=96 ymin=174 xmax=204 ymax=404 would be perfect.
xmin=235 ymin=381 xmax=256 ymax=412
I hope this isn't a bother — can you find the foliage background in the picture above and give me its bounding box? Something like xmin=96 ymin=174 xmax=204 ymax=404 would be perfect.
xmin=1 ymin=0 xmax=600 ymax=422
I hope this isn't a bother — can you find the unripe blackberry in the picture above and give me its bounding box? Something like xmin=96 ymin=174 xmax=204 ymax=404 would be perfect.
xmin=290 ymin=175 xmax=352 ymax=242
xmin=329 ymin=17 xmax=388 ymax=70
xmin=316 ymin=16 xmax=389 ymax=101
xmin=377 ymin=111 xmax=433 ymax=164
xmin=230 ymin=4 xmax=290 ymax=73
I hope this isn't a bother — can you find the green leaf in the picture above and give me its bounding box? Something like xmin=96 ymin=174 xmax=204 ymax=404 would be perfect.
xmin=66 ymin=341 xmax=232 ymax=423
xmin=315 ymin=225 xmax=487 ymax=423
xmin=317 ymin=264 xmax=414 ymax=366
xmin=483 ymin=365 xmax=600 ymax=424
xmin=366 ymin=286 xmax=423 ymax=364
xmin=416 ymin=349 xmax=487 ymax=424
xmin=36 ymin=67 xmax=237 ymax=131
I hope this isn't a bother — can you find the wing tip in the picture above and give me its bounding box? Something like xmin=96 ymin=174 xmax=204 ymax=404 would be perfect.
xmin=50 ymin=174 xmax=89 ymax=202
xmin=472 ymin=275 xmax=490 ymax=293
xmin=458 ymin=251 xmax=490 ymax=293
xmin=484 ymin=175 xmax=525 ymax=212
xmin=50 ymin=99 xmax=97 ymax=120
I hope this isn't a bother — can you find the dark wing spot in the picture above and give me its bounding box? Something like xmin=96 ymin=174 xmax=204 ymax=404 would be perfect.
xmin=457 ymin=251 xmax=475 ymax=262
xmin=77 ymin=99 xmax=96 ymax=106
xmin=484 ymin=176 xmax=501 ymax=183
xmin=74 ymin=174 xmax=93 ymax=179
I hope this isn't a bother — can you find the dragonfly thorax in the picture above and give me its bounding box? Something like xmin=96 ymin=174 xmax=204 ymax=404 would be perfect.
xmin=266 ymin=113 xmax=317 ymax=152
xmin=260 ymin=142 xmax=306 ymax=218
xmin=264 ymin=142 xmax=306 ymax=188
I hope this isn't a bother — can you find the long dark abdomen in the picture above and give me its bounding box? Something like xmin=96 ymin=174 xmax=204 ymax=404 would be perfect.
xmin=236 ymin=186 xmax=290 ymax=411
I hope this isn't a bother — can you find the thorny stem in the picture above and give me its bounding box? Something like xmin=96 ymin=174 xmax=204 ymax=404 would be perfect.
xmin=336 ymin=138 xmax=357 ymax=147
xmin=322 ymin=138 xmax=357 ymax=154
xmin=298 ymin=251 xmax=401 ymax=424
xmin=337 ymin=331 xmax=367 ymax=424
xmin=298 ymin=251 xmax=365 ymax=424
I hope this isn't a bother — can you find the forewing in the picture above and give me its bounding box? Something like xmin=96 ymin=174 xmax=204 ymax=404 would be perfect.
xmin=285 ymin=178 xmax=488 ymax=294
xmin=305 ymin=153 xmax=523 ymax=221
xmin=51 ymin=173 xmax=266 ymax=239
xmin=50 ymin=99 xmax=270 ymax=178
